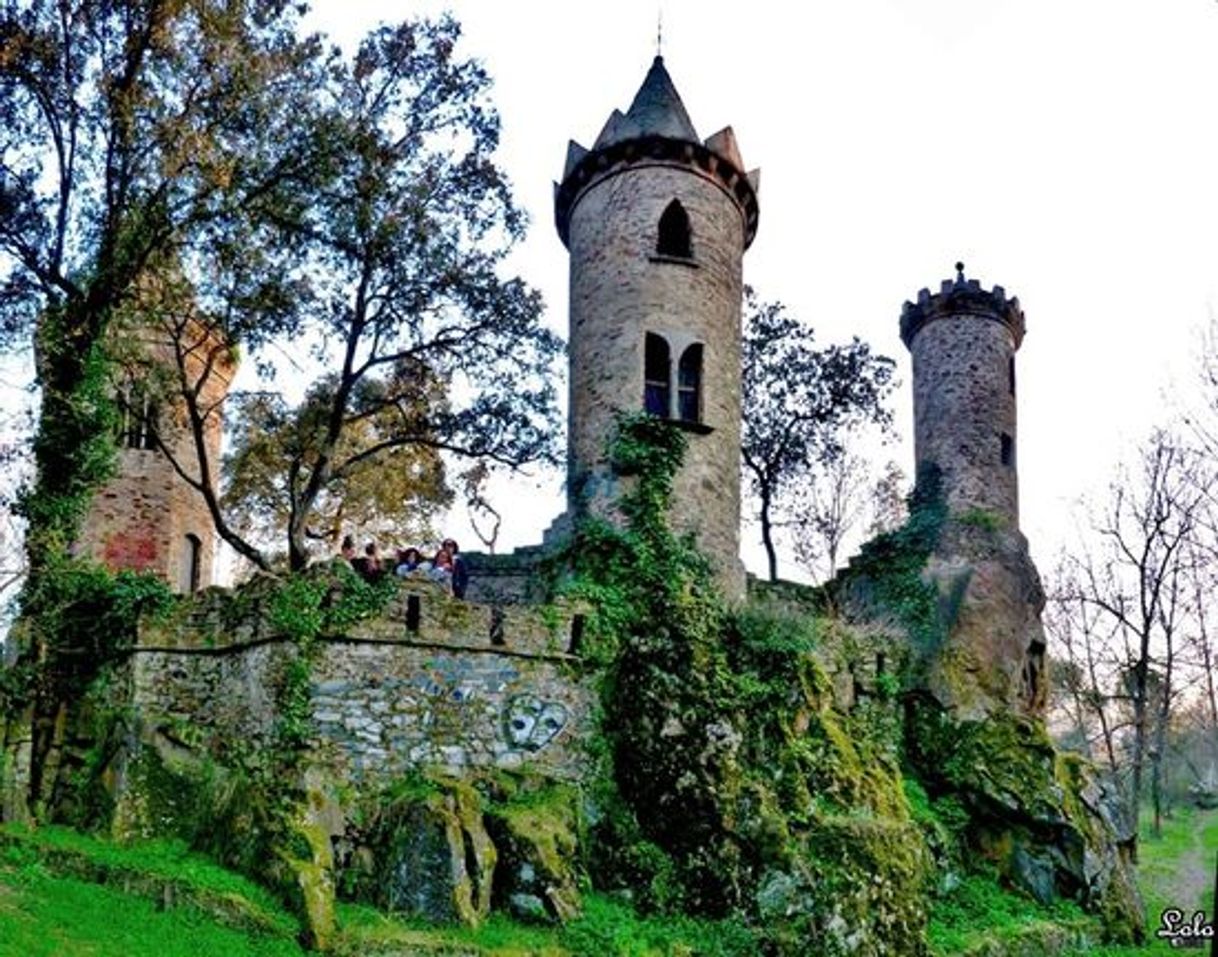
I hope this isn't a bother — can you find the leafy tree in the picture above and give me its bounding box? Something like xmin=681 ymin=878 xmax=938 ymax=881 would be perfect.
xmin=0 ymin=0 xmax=324 ymax=575
xmin=222 ymin=371 xmax=454 ymax=558
xmin=0 ymin=0 xmax=327 ymax=814
xmin=742 ymin=289 xmax=896 ymax=581
xmin=150 ymin=16 xmax=561 ymax=570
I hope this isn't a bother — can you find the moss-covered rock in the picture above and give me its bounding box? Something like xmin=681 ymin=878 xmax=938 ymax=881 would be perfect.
xmin=759 ymin=817 xmax=931 ymax=956
xmin=369 ymin=775 xmax=496 ymax=928
xmin=485 ymin=779 xmax=584 ymax=923
xmin=907 ymin=703 xmax=1144 ymax=943
xmin=278 ymin=798 xmax=338 ymax=950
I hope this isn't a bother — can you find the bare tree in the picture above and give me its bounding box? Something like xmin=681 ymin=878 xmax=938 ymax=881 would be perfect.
xmin=791 ymin=450 xmax=869 ymax=583
xmin=866 ymin=460 xmax=908 ymax=538
xmin=1056 ymin=429 xmax=1212 ymax=843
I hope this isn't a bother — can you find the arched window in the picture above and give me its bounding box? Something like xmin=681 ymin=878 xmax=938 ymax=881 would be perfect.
xmin=677 ymin=344 xmax=702 ymax=423
xmin=180 ymin=534 xmax=202 ymax=594
xmin=116 ymin=381 xmax=160 ymax=451
xmin=656 ymin=199 xmax=692 ymax=259
xmin=644 ymin=333 xmax=671 ymax=417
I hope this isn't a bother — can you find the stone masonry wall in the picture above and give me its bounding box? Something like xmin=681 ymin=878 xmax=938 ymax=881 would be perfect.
xmin=79 ymin=327 xmax=231 ymax=593
xmin=129 ymin=577 xmax=594 ymax=784
xmin=566 ymin=164 xmax=746 ymax=595
xmin=910 ymin=313 xmax=1019 ymax=526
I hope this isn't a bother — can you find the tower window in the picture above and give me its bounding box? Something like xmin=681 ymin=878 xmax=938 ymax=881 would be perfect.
xmin=677 ymin=344 xmax=702 ymax=423
xmin=180 ymin=534 xmax=202 ymax=594
xmin=656 ymin=199 xmax=692 ymax=259
xmin=1000 ymin=432 xmax=1014 ymax=467
xmin=1008 ymin=356 xmax=1016 ymax=396
xmin=116 ymin=382 xmax=160 ymax=451
xmin=644 ymin=332 xmax=671 ymax=416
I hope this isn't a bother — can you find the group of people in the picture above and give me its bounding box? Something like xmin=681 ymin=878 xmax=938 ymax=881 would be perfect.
xmin=340 ymin=535 xmax=470 ymax=599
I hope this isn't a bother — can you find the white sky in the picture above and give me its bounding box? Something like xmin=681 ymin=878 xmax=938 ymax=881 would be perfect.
xmin=295 ymin=0 xmax=1218 ymax=580
xmin=8 ymin=2 xmax=1214 ymax=586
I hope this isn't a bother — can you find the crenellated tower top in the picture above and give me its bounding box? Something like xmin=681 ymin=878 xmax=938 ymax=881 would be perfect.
xmin=900 ymin=261 xmax=1025 ymax=351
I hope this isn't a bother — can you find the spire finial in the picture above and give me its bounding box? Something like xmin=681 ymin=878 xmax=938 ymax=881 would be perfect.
xmin=955 ymin=261 xmax=966 ymax=283
xmin=656 ymin=8 xmax=663 ymax=58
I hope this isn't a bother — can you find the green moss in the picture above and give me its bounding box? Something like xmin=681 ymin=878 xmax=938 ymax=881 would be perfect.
xmin=760 ymin=816 xmax=931 ymax=956
xmin=927 ymin=870 xmax=1095 ymax=955
xmin=486 ymin=780 xmax=584 ymax=923
xmin=277 ymin=806 xmax=337 ymax=949
xmin=954 ymin=508 xmax=1006 ymax=533
xmin=833 ymin=465 xmax=948 ymax=650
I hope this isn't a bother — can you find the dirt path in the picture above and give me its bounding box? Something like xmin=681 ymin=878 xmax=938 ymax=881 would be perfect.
xmin=1161 ymin=808 xmax=1217 ymax=916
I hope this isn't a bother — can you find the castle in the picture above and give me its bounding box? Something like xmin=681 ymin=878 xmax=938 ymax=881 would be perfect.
xmin=2 ymin=53 xmax=1143 ymax=952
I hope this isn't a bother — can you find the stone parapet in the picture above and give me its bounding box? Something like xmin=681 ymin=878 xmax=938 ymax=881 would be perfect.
xmin=900 ymin=273 xmax=1025 ymax=350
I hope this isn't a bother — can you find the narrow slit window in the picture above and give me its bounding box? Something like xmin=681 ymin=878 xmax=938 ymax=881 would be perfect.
xmin=677 ymin=344 xmax=702 ymax=423
xmin=180 ymin=534 xmax=202 ymax=594
xmin=569 ymin=614 xmax=586 ymax=655
xmin=406 ymin=595 xmax=421 ymax=633
xmin=644 ymin=332 xmax=671 ymax=417
xmin=656 ymin=199 xmax=692 ymax=259
xmin=1000 ymin=432 xmax=1014 ymax=467
xmin=1008 ymin=356 xmax=1016 ymax=396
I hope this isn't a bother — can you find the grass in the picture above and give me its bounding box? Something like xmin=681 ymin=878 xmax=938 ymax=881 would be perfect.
xmin=335 ymin=895 xmax=756 ymax=956
xmin=926 ymin=871 xmax=1093 ymax=955
xmin=0 ymin=822 xmax=754 ymax=957
xmin=1 ymin=806 xmax=1214 ymax=955
xmin=0 ymin=852 xmax=303 ymax=957
xmin=1077 ymin=804 xmax=1218 ymax=956
xmin=0 ymin=822 xmax=298 ymax=936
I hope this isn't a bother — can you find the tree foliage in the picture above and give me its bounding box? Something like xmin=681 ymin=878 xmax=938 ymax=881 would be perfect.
xmin=741 ymin=289 xmax=895 ymax=581
xmin=222 ymin=372 xmax=454 ymax=557
xmin=1 ymin=0 xmax=324 ymax=566
xmin=151 ymin=15 xmax=561 ymax=570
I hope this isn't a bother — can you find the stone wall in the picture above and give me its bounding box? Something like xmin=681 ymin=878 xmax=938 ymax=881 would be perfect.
xmin=128 ymin=577 xmax=594 ymax=784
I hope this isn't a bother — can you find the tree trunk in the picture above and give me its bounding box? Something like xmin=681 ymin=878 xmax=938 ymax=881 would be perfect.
xmin=760 ymin=486 xmax=778 ymax=582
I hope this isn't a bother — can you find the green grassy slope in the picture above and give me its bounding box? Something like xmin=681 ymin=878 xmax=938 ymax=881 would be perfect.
xmin=1 ymin=808 xmax=1214 ymax=956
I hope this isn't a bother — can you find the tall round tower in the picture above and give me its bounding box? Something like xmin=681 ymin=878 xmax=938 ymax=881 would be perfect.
xmin=899 ymin=263 xmax=1025 ymax=527
xmin=554 ymin=56 xmax=759 ymax=596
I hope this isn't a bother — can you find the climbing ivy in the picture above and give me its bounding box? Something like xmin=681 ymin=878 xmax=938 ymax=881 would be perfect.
xmin=831 ymin=464 xmax=948 ymax=649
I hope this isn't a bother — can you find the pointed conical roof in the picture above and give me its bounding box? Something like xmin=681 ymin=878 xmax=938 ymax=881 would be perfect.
xmin=593 ymin=56 xmax=698 ymax=149
xmin=555 ymin=55 xmax=760 ymax=250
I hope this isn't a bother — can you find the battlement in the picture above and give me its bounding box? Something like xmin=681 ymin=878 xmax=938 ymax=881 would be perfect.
xmin=900 ymin=265 xmax=1025 ymax=349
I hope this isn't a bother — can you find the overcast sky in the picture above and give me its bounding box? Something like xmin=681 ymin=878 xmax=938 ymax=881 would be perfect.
xmin=282 ymin=2 xmax=1218 ymax=577
xmin=295 ymin=0 xmax=1218 ymax=579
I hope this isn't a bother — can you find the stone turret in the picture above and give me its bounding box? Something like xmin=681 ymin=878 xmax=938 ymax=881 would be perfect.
xmin=554 ymin=56 xmax=759 ymax=597
xmin=900 ymin=262 xmax=1025 ymax=529
xmin=77 ymin=319 xmax=233 ymax=593
xmin=898 ymin=265 xmax=1045 ymax=719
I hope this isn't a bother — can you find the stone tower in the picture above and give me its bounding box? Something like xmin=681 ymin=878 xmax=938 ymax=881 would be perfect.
xmin=554 ymin=56 xmax=759 ymax=596
xmin=898 ymin=265 xmax=1045 ymax=718
xmin=77 ymin=321 xmax=233 ymax=594
xmin=900 ymin=262 xmax=1025 ymax=528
